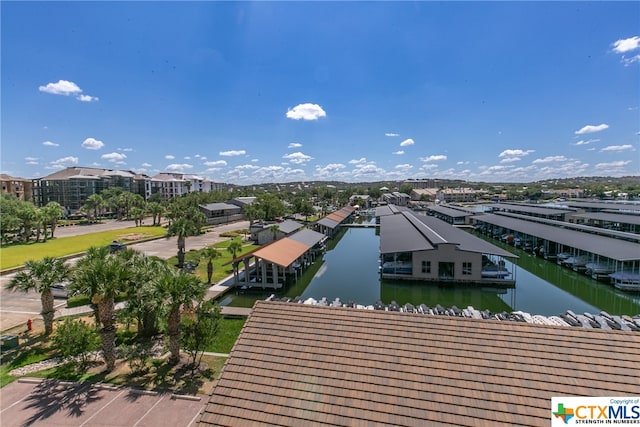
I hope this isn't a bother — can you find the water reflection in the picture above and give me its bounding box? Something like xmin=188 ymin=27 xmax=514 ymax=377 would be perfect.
xmin=223 ymin=226 xmax=640 ymax=316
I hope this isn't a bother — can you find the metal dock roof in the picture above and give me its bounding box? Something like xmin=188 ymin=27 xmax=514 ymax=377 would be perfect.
xmin=474 ymin=213 xmax=640 ymax=261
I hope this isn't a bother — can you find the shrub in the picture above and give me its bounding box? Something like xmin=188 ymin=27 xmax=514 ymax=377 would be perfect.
xmin=51 ymin=318 xmax=99 ymax=372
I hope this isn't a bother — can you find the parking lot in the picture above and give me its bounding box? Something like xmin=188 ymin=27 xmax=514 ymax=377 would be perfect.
xmin=0 ymin=379 xmax=205 ymax=426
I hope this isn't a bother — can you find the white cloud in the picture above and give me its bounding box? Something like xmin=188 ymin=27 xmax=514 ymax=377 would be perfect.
xmin=457 ymin=161 xmax=470 ymax=165
xmin=251 ymin=159 xmax=259 ymax=162
xmin=25 ymin=156 xmax=38 ymax=161
xmin=119 ymin=148 xmax=134 ymax=152
xmin=420 ymin=155 xmax=447 ymax=162
xmin=621 ymin=55 xmax=640 ymax=66
xmin=81 ymin=137 xmax=104 ymax=150
xmin=204 ymin=160 xmax=228 ymax=167
xmin=499 ymin=149 xmax=535 ymax=160
xmin=285 ymin=103 xmax=326 ymax=121
xmin=141 ymin=162 xmax=152 ymax=167
xmin=184 ymin=156 xmax=191 ymax=160
xmin=282 ymin=152 xmax=313 ymax=164
xmin=532 ymin=156 xmax=568 ymax=164
xmin=165 ymin=154 xmax=175 ymax=160
xmin=315 ymin=163 xmax=345 ymax=173
xmin=101 ymin=152 xmax=127 ymax=162
xmin=600 ymin=144 xmax=635 ymax=152
xmin=38 ymin=79 xmax=98 ymax=102
xmin=348 ymin=157 xmax=368 ymax=165
xmin=385 ymin=133 xmax=399 ymax=137
xmin=76 ymin=94 xmax=99 ymax=102
xmin=220 ymin=150 xmax=246 ymax=156
xmin=573 ymin=139 xmax=599 ymax=146
xmin=393 ymin=150 xmax=404 ymax=155
xmin=288 ymin=142 xmax=302 ymax=148
xmin=166 ymin=163 xmax=193 ymax=171
xmin=420 ymin=164 xmax=438 ymax=171
xmin=399 ymin=138 xmax=415 ymax=147
xmin=612 ymin=36 xmax=640 ymax=53
xmin=51 ymin=156 xmax=79 ymax=167
xmin=235 ymin=164 xmax=260 ymax=170
xmin=595 ymin=160 xmax=631 ymax=170
xmin=39 ymin=80 xmax=82 ymax=96
xmin=395 ymin=164 xmax=413 ymax=171
xmin=42 ymin=140 xmax=59 ymax=147
xmin=575 ymin=124 xmax=609 ymax=135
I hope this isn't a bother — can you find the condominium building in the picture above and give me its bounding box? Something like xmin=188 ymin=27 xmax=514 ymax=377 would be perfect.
xmin=150 ymin=173 xmax=225 ymax=199
xmin=32 ymin=167 xmax=150 ymax=211
xmin=0 ymin=173 xmax=33 ymax=201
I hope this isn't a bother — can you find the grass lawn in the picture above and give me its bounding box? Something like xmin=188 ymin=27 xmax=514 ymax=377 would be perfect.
xmin=208 ymin=318 xmax=245 ymax=354
xmin=169 ymin=239 xmax=260 ymax=284
xmin=0 ymin=226 xmax=166 ymax=270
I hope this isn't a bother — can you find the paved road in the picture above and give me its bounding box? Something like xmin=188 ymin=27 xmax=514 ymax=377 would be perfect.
xmin=0 ymin=220 xmax=250 ymax=332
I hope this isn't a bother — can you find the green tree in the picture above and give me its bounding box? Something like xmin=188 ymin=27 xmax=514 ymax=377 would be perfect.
xmin=120 ymin=253 xmax=166 ymax=337
xmin=84 ymin=193 xmax=105 ymax=221
xmin=6 ymin=257 xmax=70 ymax=336
xmin=71 ymin=246 xmax=130 ymax=371
xmin=41 ymin=201 xmax=65 ymax=240
xmin=15 ymin=202 xmax=38 ymax=242
xmin=181 ymin=300 xmax=221 ymax=375
xmin=200 ymin=246 xmax=222 ymax=284
xmin=255 ymin=194 xmax=286 ymax=221
xmin=242 ymin=203 xmax=263 ymax=226
xmin=147 ymin=201 xmax=165 ymax=226
xmin=227 ymin=238 xmax=243 ymax=260
xmin=130 ymin=207 xmax=145 ymax=227
xmin=156 ymin=270 xmax=207 ymax=364
xmin=167 ymin=208 xmax=206 ymax=269
xmin=51 ymin=318 xmax=99 ymax=372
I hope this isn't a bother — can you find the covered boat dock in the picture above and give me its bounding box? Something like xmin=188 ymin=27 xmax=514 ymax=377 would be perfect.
xmin=229 ymin=228 xmax=327 ymax=289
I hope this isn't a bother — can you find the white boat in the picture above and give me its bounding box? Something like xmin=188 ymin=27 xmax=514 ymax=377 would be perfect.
xmin=610 ymin=271 xmax=640 ymax=292
xmin=381 ymin=261 xmax=412 ymax=274
xmin=481 ymin=263 xmax=511 ymax=279
xmin=585 ymin=262 xmax=615 ymax=280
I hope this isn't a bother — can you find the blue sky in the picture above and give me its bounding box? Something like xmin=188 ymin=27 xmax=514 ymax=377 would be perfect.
xmin=2 ymin=1 xmax=639 ymax=185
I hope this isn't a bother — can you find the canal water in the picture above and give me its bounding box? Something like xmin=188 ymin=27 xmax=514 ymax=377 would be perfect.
xmin=221 ymin=226 xmax=640 ymax=316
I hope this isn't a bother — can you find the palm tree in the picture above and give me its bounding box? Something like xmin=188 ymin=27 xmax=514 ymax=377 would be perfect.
xmin=122 ymin=253 xmax=166 ymax=337
xmin=227 ymin=238 xmax=243 ymax=260
xmin=6 ymin=257 xmax=70 ymax=336
xmin=155 ymin=270 xmax=207 ymax=364
xmin=85 ymin=194 xmax=105 ymax=221
xmin=167 ymin=209 xmax=205 ymax=268
xmin=147 ymin=201 xmax=165 ymax=226
xmin=41 ymin=201 xmax=65 ymax=240
xmin=200 ymin=246 xmax=221 ymax=284
xmin=71 ymin=246 xmax=131 ymax=371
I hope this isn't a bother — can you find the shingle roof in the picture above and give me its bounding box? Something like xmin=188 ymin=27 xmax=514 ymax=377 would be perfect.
xmin=200 ymin=301 xmax=640 ymax=427
xmin=252 ymin=239 xmax=309 ymax=268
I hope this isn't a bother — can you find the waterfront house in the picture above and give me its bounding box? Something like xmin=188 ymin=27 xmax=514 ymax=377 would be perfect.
xmin=379 ymin=208 xmax=517 ymax=284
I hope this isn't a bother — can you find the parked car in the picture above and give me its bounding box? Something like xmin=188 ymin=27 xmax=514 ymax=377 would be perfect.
xmin=106 ymin=242 xmax=127 ymax=252
xmin=51 ymin=281 xmax=70 ymax=299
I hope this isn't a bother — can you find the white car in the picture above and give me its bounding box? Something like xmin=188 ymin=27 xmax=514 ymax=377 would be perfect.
xmin=51 ymin=281 xmax=70 ymax=299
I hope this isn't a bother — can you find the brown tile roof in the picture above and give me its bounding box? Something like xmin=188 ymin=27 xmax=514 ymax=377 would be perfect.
xmin=200 ymin=301 xmax=640 ymax=427
xmin=252 ymin=238 xmax=310 ymax=268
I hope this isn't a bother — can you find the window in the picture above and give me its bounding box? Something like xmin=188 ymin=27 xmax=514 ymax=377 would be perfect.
xmin=421 ymin=261 xmax=431 ymax=273
xmin=462 ymin=262 xmax=472 ymax=275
